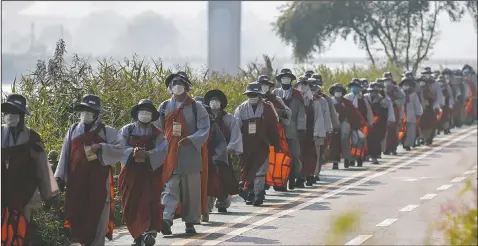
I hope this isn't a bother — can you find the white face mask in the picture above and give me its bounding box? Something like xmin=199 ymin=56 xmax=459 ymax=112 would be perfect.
xmin=299 ymin=84 xmax=309 ymax=93
xmin=80 ymin=111 xmax=95 ymax=124
xmin=425 ymin=74 xmax=432 ymax=79
xmin=209 ymin=100 xmax=221 ymax=110
xmin=138 ymin=110 xmax=152 ymax=123
xmin=420 ymin=81 xmax=426 ymax=87
xmin=281 ymin=77 xmax=291 ymax=84
xmin=334 ymin=92 xmax=342 ymax=98
xmin=172 ymin=85 xmax=185 ymax=95
xmin=4 ymin=114 xmax=20 ymax=127
xmin=261 ymin=85 xmax=270 ymax=94
xmin=402 ymin=85 xmax=410 ymax=90
xmin=248 ymin=97 xmax=259 ymax=104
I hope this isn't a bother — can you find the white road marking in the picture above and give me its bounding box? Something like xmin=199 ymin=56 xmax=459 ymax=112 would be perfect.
xmin=400 ymin=204 xmax=419 ymax=212
xmin=169 ymin=127 xmax=475 ymax=246
xmin=451 ymin=177 xmax=467 ymax=183
xmin=420 ymin=193 xmax=437 ymax=200
xmin=464 ymin=170 xmax=477 ymax=175
xmin=404 ymin=178 xmax=418 ymax=181
xmin=436 ymin=184 xmax=453 ymax=191
xmin=376 ymin=218 xmax=398 ymax=227
xmin=345 ymin=235 xmax=373 ymax=245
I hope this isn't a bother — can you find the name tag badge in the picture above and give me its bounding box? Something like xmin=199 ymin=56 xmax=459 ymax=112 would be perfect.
xmin=248 ymin=121 xmax=257 ymax=134
xmin=84 ymin=145 xmax=98 ymax=162
xmin=134 ymin=148 xmax=146 ymax=163
xmin=172 ymin=121 xmax=182 ymax=137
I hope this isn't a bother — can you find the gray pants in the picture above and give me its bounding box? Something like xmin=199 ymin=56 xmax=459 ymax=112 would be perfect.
xmin=340 ymin=122 xmax=352 ymax=161
xmin=254 ymin=159 xmax=269 ymax=199
xmin=286 ymin=138 xmax=302 ymax=179
xmin=90 ymin=202 xmax=111 ymax=246
xmin=162 ymin=173 xmax=201 ymax=224
xmin=207 ymin=195 xmax=232 ymax=212
xmin=403 ymin=122 xmax=417 ymax=147
xmin=314 ymin=137 xmax=325 ymax=176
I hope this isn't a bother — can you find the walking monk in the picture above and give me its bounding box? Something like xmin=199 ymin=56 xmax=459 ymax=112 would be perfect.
xmin=363 ymin=83 xmax=395 ymax=164
xmin=418 ymin=72 xmax=441 ymax=146
xmin=398 ymin=78 xmax=423 ymax=151
xmin=2 ymin=94 xmax=59 ymax=246
xmin=462 ymin=65 xmax=477 ymax=124
xmin=234 ymin=82 xmax=281 ymax=206
xmin=272 ymin=69 xmax=306 ymax=190
xmin=382 ymin=73 xmax=406 ymax=155
xmin=118 ymin=99 xmax=169 ymax=246
xmin=54 ymin=94 xmax=125 ymax=245
xmin=204 ymin=89 xmax=242 ymax=213
xmin=156 ymin=72 xmax=210 ymax=234
xmin=437 ymin=75 xmax=454 ymax=135
xmin=344 ymin=79 xmax=373 ymax=167
xmin=328 ymin=83 xmax=366 ymax=169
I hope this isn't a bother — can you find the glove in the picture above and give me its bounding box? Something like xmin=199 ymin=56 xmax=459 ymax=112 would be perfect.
xmin=56 ymin=178 xmax=65 ymax=192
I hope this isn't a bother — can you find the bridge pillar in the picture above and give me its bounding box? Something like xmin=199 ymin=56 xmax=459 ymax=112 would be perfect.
xmin=208 ymin=1 xmax=241 ymax=76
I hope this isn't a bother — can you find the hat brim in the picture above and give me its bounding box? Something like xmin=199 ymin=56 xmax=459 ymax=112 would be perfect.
xmin=204 ymin=89 xmax=228 ymax=109
xmin=1 ymin=102 xmax=30 ymax=115
xmin=130 ymin=103 xmax=160 ymax=122
xmin=329 ymin=86 xmax=346 ymax=95
xmin=165 ymin=73 xmax=193 ymax=88
xmin=347 ymin=82 xmax=362 ymax=88
xmin=243 ymin=90 xmax=264 ymax=95
xmin=276 ymin=73 xmax=297 ymax=81
xmin=73 ymin=103 xmax=103 ymax=112
xmin=367 ymin=88 xmax=381 ymax=92
xmin=399 ymin=80 xmax=415 ymax=87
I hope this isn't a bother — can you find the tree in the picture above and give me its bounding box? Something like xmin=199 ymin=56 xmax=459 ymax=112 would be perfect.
xmin=274 ymin=1 xmax=466 ymax=72
xmin=465 ymin=0 xmax=477 ymax=32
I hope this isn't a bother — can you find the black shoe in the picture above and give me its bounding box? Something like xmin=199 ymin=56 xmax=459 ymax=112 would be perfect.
xmin=218 ymin=208 xmax=227 ymax=213
xmin=371 ymin=158 xmax=379 ymax=164
xmin=404 ymin=146 xmax=411 ymax=151
xmin=357 ymin=159 xmax=363 ymax=167
xmin=332 ymin=163 xmax=339 ymax=170
xmin=253 ymin=198 xmax=263 ymax=206
xmin=185 ymin=223 xmax=196 ymax=234
xmin=246 ymin=192 xmax=254 ymax=205
xmin=295 ymin=178 xmax=305 ymax=188
xmin=425 ymin=140 xmax=432 ymax=146
xmin=314 ymin=175 xmax=320 ymax=182
xmin=305 ymin=176 xmax=314 ymax=186
xmin=349 ymin=160 xmax=355 ymax=166
xmin=161 ymin=219 xmax=173 ymax=235
xmin=391 ymin=150 xmax=397 ymax=155
xmin=344 ymin=160 xmax=350 ymax=168
xmin=288 ymin=180 xmax=295 ymax=190
xmin=273 ymin=186 xmax=288 ymax=192
xmin=377 ymin=154 xmax=382 ymax=159
xmin=383 ymin=151 xmax=391 ymax=155
xmin=143 ymin=233 xmax=156 ymax=246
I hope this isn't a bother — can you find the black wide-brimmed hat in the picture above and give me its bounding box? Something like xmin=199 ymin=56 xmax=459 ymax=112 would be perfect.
xmin=73 ymin=94 xmax=103 ymax=112
xmin=399 ymin=78 xmax=415 ymax=87
xmin=204 ymin=89 xmax=228 ymax=109
xmin=421 ymin=69 xmax=432 ymax=75
xmin=454 ymin=69 xmax=463 ymax=77
xmin=312 ymin=74 xmax=323 ymax=84
xmin=130 ymin=99 xmax=160 ymax=122
xmin=329 ymin=83 xmax=347 ymax=96
xmin=256 ymin=75 xmax=275 ymax=86
xmin=375 ymin=77 xmax=385 ymax=83
xmin=348 ymin=78 xmax=362 ymax=88
xmin=403 ymin=71 xmax=414 ymax=79
xmin=296 ymin=76 xmax=309 ymax=85
xmin=165 ymin=72 xmax=193 ymax=88
xmin=383 ymin=72 xmax=393 ymax=79
xmin=1 ymin=94 xmax=30 ymax=115
xmin=367 ymin=82 xmax=383 ymax=92
xmin=441 ymin=68 xmax=453 ymax=76
xmin=276 ymin=68 xmax=297 ymax=81
xmin=243 ymin=82 xmax=265 ymax=95
xmin=437 ymin=75 xmax=446 ymax=82
xmin=462 ymin=64 xmax=474 ymax=73
xmin=304 ymin=70 xmax=315 ymax=78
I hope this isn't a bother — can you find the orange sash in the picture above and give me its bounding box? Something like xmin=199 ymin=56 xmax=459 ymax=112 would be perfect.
xmin=266 ymin=123 xmax=291 ymax=188
xmin=350 ymin=125 xmax=369 ymax=159
xmin=398 ymin=115 xmax=407 ymax=141
xmin=465 ymin=86 xmax=473 ymax=116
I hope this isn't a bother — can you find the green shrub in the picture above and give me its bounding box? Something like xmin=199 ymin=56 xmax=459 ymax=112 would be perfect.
xmin=14 ymin=39 xmax=402 ymax=245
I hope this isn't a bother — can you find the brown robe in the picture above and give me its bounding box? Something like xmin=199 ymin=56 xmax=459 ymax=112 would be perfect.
xmin=438 ymin=88 xmax=453 ymax=130
xmin=385 ymin=88 xmax=401 ymax=152
xmin=350 ymin=98 xmax=370 ymax=160
xmin=118 ymin=128 xmax=164 ymax=239
xmin=367 ymin=99 xmax=388 ymax=157
xmin=420 ymin=85 xmax=438 ymax=131
xmin=64 ymin=124 xmax=114 ymax=245
xmin=300 ymin=100 xmax=317 ymax=176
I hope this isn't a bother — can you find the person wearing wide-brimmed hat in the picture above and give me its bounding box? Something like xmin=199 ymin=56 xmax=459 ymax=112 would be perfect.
xmin=271 ymin=73 xmax=306 ymax=190
xmin=202 ymin=90 xmax=241 ymax=215
xmin=460 ymin=65 xmax=477 ymax=125
xmin=381 ymin=74 xmax=406 ymax=155
xmin=328 ymin=83 xmax=366 ymax=170
xmin=155 ymin=72 xmax=210 ymax=235
xmin=117 ymin=99 xmax=168 ymax=245
xmin=363 ymin=83 xmax=395 ymax=164
xmin=1 ymin=94 xmax=60 ymax=245
xmin=417 ymin=70 xmax=442 ymax=146
xmin=54 ymin=94 xmax=124 ymax=245
xmin=436 ymin=75 xmax=454 ymax=135
xmin=359 ymin=78 xmax=369 ymax=95
xmin=398 ymin=78 xmax=423 ymax=151
xmin=258 ymin=75 xmax=291 ymax=126
xmin=234 ymin=82 xmax=281 ymax=206
xmin=295 ymin=77 xmax=329 ymax=186
xmin=344 ymin=79 xmax=374 ymax=167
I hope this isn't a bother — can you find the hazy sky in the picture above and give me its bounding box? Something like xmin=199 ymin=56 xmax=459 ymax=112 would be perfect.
xmin=3 ymin=1 xmax=477 ymax=60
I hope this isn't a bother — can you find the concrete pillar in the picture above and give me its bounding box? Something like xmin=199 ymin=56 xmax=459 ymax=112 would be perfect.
xmin=208 ymin=1 xmax=241 ymax=76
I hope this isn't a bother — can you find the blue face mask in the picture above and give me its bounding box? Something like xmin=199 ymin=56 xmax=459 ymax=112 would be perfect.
xmin=351 ymin=87 xmax=361 ymax=94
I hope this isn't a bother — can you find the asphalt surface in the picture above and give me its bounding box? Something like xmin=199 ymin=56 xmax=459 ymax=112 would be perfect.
xmin=106 ymin=125 xmax=478 ymax=246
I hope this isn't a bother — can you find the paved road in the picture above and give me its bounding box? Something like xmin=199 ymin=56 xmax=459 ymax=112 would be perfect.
xmin=107 ymin=125 xmax=477 ymax=246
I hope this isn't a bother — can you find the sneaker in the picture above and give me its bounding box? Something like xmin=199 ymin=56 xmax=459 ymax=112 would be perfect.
xmin=357 ymin=159 xmax=363 ymax=167
xmin=218 ymin=208 xmax=227 ymax=213
xmin=253 ymin=198 xmax=263 ymax=206
xmin=371 ymin=158 xmax=379 ymax=164
xmin=332 ymin=163 xmax=339 ymax=170
xmin=185 ymin=223 xmax=196 ymax=234
xmin=349 ymin=160 xmax=356 ymax=166
xmin=404 ymin=146 xmax=411 ymax=151
xmin=288 ymin=180 xmax=295 ymax=190
xmin=295 ymin=178 xmax=305 ymax=188
xmin=201 ymin=213 xmax=209 ymax=222
xmin=143 ymin=233 xmax=156 ymax=246
xmin=314 ymin=175 xmax=320 ymax=182
xmin=391 ymin=150 xmax=397 ymax=155
xmin=161 ymin=219 xmax=173 ymax=235
xmin=246 ymin=192 xmax=254 ymax=205
xmin=344 ymin=160 xmax=350 ymax=168
xmin=305 ymin=176 xmax=314 ymax=186
xmin=383 ymin=151 xmax=390 ymax=155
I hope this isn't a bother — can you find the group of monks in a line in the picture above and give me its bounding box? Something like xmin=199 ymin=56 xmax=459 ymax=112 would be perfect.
xmin=2 ymin=65 xmax=476 ymax=246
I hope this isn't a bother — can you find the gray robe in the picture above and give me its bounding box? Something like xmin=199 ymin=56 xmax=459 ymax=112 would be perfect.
xmin=331 ymin=97 xmax=353 ymax=161
xmin=215 ymin=112 xmax=243 ymax=154
xmin=156 ymin=96 xmax=210 ymax=224
xmin=1 ymin=125 xmax=59 ymax=221
xmin=323 ymin=95 xmax=340 ymax=130
xmin=272 ymin=88 xmax=306 ymax=139
xmin=54 ymin=118 xmax=124 ymax=245
xmin=400 ymin=91 xmax=423 ymax=147
xmin=119 ymin=122 xmax=168 ymax=170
